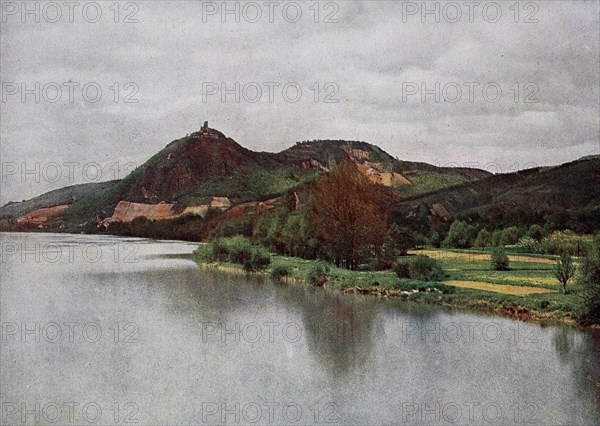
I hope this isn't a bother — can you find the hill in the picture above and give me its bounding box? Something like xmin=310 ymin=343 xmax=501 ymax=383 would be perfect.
xmin=0 ymin=181 xmax=118 ymax=219
xmin=57 ymin=124 xmax=491 ymax=223
xmin=2 ymin=122 xmax=596 ymax=235
xmin=393 ymin=157 xmax=600 ymax=233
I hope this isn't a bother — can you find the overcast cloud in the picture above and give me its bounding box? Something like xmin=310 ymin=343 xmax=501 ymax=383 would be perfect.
xmin=1 ymin=0 xmax=598 ymax=204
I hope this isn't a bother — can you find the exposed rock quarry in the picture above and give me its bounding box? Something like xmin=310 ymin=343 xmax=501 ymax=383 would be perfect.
xmin=16 ymin=205 xmax=70 ymax=224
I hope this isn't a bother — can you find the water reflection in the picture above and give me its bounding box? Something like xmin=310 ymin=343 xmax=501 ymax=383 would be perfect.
xmin=553 ymin=327 xmax=600 ymax=413
xmin=275 ymin=285 xmax=380 ymax=378
xmin=1 ymin=233 xmax=599 ymax=425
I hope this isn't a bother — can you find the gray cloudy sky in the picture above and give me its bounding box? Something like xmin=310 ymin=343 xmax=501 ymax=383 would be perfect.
xmin=1 ymin=0 xmax=599 ymax=204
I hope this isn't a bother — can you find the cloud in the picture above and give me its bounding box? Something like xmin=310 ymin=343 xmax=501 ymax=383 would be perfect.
xmin=1 ymin=0 xmax=598 ymax=203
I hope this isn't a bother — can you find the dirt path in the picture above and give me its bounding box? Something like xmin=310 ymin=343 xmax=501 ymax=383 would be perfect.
xmin=443 ymin=280 xmax=558 ymax=295
xmin=409 ymin=249 xmax=555 ymax=264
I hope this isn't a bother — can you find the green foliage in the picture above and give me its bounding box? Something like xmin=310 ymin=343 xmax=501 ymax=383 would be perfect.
xmin=379 ymin=224 xmax=414 ymax=267
xmin=442 ymin=220 xmax=475 ymax=248
xmin=516 ymin=230 xmax=589 ymax=256
xmin=400 ymin=171 xmax=470 ymax=197
xmin=270 ymin=265 xmax=290 ymax=280
xmin=253 ymin=207 xmax=319 ymax=259
xmin=393 ymin=262 xmax=411 ymax=279
xmin=491 ymin=230 xmax=503 ymax=247
xmin=473 ymin=228 xmax=492 ymax=248
xmin=188 ymin=167 xmax=318 ymax=201
xmin=491 ymin=247 xmax=510 ymax=271
xmin=526 ymin=224 xmax=545 ymax=242
xmin=500 ymin=226 xmax=520 ymax=246
xmin=553 ymin=253 xmax=576 ymax=294
xmin=577 ymin=235 xmax=600 ymax=322
xmin=515 ymin=236 xmax=539 ymax=254
xmin=242 ymin=246 xmax=271 ymax=272
xmin=196 ymin=236 xmax=271 ymax=271
xmin=209 ymin=214 xmax=255 ymax=239
xmin=395 ymin=255 xmax=445 ymax=281
xmin=306 ymin=261 xmax=330 ymax=286
xmin=106 ymin=214 xmax=206 ymax=241
xmin=429 ymin=231 xmax=441 ymax=248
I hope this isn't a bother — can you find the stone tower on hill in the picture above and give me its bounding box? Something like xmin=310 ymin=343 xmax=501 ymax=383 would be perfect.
xmin=192 ymin=120 xmax=219 ymax=139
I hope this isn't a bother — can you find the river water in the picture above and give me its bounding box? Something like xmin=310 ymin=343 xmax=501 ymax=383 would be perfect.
xmin=1 ymin=233 xmax=598 ymax=425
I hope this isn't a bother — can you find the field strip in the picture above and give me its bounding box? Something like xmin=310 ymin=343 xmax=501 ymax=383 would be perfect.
xmin=443 ymin=280 xmax=558 ymax=295
xmin=410 ymin=249 xmax=555 ymax=264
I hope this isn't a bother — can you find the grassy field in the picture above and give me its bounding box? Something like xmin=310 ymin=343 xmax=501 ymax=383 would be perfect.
xmin=196 ymin=246 xmax=586 ymax=324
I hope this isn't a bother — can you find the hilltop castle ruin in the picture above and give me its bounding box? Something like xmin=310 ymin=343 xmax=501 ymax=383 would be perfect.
xmin=192 ymin=120 xmax=218 ymax=139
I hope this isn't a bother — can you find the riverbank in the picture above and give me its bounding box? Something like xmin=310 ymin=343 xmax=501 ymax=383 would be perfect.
xmin=195 ymin=250 xmax=595 ymax=327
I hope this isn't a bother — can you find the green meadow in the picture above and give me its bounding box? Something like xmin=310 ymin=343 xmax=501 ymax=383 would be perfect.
xmin=196 ymin=245 xmax=586 ymax=324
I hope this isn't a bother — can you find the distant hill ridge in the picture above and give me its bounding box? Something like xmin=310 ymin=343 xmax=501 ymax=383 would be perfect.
xmin=44 ymin=123 xmax=490 ymax=223
xmin=3 ymin=122 xmax=595 ymax=232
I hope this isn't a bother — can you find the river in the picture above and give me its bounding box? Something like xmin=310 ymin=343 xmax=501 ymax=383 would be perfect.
xmin=1 ymin=233 xmax=598 ymax=425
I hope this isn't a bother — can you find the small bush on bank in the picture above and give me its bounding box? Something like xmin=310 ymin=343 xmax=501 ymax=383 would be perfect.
xmin=242 ymin=245 xmax=271 ymax=272
xmin=491 ymin=247 xmax=510 ymax=271
xmin=394 ymin=255 xmax=445 ymax=281
xmin=306 ymin=261 xmax=330 ymax=286
xmin=394 ymin=262 xmax=411 ymax=279
xmin=196 ymin=236 xmax=271 ymax=271
xmin=270 ymin=265 xmax=290 ymax=280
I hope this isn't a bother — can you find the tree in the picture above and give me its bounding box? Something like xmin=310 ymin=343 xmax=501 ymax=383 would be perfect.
xmin=442 ymin=220 xmax=474 ymax=248
xmin=473 ymin=228 xmax=492 ymax=248
xmin=380 ymin=224 xmax=414 ymax=267
xmin=429 ymin=231 xmax=441 ymax=248
xmin=526 ymin=224 xmax=545 ymax=242
xmin=553 ymin=253 xmax=576 ymax=294
xmin=308 ymin=161 xmax=389 ymax=269
xmin=500 ymin=226 xmax=520 ymax=246
xmin=577 ymin=235 xmax=600 ymax=322
xmin=491 ymin=230 xmax=503 ymax=247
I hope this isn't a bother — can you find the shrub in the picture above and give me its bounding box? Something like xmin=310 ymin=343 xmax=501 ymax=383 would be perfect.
xmin=516 ymin=236 xmax=541 ymax=254
xmin=409 ymin=255 xmax=445 ymax=281
xmin=306 ymin=261 xmax=330 ymax=286
xmin=196 ymin=236 xmax=271 ymax=271
xmin=500 ymin=226 xmax=520 ymax=246
xmin=538 ymin=231 xmax=587 ymax=256
xmin=394 ymin=256 xmax=445 ymax=281
xmin=242 ymin=246 xmax=271 ymax=272
xmin=212 ymin=238 xmax=231 ymax=261
xmin=491 ymin=247 xmax=510 ymax=271
xmin=195 ymin=243 xmax=216 ymax=262
xmin=270 ymin=265 xmax=290 ymax=280
xmin=394 ymin=261 xmax=411 ymax=279
xmin=526 ymin=224 xmax=545 ymax=242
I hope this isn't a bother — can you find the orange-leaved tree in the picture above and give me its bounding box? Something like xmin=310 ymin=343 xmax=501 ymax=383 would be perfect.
xmin=308 ymin=161 xmax=389 ymax=269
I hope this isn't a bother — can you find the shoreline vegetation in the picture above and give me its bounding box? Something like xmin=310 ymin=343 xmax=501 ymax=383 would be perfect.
xmin=194 ymin=237 xmax=600 ymax=328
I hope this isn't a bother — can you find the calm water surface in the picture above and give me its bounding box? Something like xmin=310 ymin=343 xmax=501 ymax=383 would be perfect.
xmin=1 ymin=233 xmax=599 ymax=425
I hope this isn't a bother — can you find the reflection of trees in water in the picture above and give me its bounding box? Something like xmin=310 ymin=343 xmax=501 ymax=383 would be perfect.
xmin=159 ymin=268 xmax=381 ymax=377
xmin=273 ymin=284 xmax=381 ymax=378
xmin=552 ymin=327 xmax=600 ymax=413
xmin=139 ymin=268 xmax=273 ymax=321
